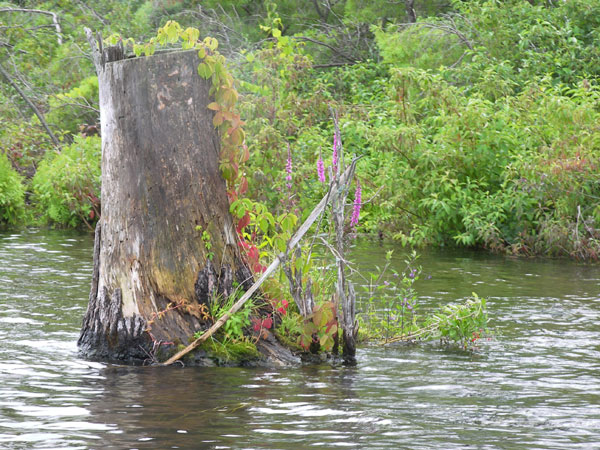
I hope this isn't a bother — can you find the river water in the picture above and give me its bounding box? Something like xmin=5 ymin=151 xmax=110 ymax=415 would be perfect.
xmin=0 ymin=229 xmax=599 ymax=449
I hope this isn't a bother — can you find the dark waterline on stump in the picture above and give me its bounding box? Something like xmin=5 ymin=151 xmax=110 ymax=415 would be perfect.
xmin=1 ymin=229 xmax=600 ymax=449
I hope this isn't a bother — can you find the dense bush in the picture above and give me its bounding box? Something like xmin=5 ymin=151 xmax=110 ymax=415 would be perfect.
xmin=31 ymin=136 xmax=101 ymax=229
xmin=235 ymin=1 xmax=600 ymax=259
xmin=453 ymin=0 xmax=600 ymax=89
xmin=0 ymin=152 xmax=26 ymax=226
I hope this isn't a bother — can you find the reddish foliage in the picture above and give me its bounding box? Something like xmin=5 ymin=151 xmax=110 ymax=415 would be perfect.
xmin=236 ymin=212 xmax=251 ymax=233
xmin=237 ymin=235 xmax=266 ymax=274
xmin=252 ymin=315 xmax=273 ymax=332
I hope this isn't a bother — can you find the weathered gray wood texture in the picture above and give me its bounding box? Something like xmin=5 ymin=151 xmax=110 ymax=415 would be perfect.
xmin=78 ymin=49 xmax=253 ymax=361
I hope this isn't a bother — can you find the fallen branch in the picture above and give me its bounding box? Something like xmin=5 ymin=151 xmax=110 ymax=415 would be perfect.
xmin=161 ymin=159 xmax=360 ymax=366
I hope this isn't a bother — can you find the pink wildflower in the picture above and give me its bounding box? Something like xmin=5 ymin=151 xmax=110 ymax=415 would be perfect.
xmin=350 ymin=179 xmax=362 ymax=228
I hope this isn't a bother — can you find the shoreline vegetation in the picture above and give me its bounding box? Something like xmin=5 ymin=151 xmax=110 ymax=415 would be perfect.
xmin=1 ymin=1 xmax=599 ymax=260
xmin=1 ymin=1 xmax=598 ymax=365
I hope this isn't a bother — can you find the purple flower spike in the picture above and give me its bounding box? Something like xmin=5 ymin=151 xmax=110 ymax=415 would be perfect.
xmin=350 ymin=179 xmax=362 ymax=228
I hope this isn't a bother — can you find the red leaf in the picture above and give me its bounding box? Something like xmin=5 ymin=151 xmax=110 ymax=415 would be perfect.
xmin=227 ymin=190 xmax=238 ymax=203
xmin=236 ymin=212 xmax=250 ymax=233
xmin=247 ymin=245 xmax=259 ymax=264
xmin=325 ymin=318 xmax=338 ymax=334
xmin=238 ymin=177 xmax=248 ymax=196
xmin=262 ymin=317 xmax=273 ymax=329
xmin=238 ymin=238 xmax=250 ymax=250
xmin=241 ymin=144 xmax=250 ymax=163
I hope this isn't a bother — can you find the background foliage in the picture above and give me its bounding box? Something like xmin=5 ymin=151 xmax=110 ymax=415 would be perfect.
xmin=0 ymin=0 xmax=598 ymax=258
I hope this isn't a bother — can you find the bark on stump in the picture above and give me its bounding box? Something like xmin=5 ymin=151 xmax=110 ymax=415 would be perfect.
xmin=78 ymin=48 xmax=258 ymax=363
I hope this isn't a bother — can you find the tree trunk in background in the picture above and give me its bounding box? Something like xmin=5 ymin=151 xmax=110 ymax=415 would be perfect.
xmin=78 ymin=48 xmax=254 ymax=362
xmin=405 ymin=0 xmax=417 ymax=23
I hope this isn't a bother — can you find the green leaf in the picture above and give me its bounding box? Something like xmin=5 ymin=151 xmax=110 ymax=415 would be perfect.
xmin=197 ymin=63 xmax=212 ymax=79
xmin=259 ymin=218 xmax=268 ymax=233
xmin=320 ymin=333 xmax=331 ymax=349
xmin=274 ymin=236 xmax=286 ymax=253
xmin=186 ymin=27 xmax=199 ymax=43
xmin=204 ymin=37 xmax=218 ymax=51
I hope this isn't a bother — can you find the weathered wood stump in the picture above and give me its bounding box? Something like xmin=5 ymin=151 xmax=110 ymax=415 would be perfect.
xmin=78 ymin=46 xmax=263 ymax=363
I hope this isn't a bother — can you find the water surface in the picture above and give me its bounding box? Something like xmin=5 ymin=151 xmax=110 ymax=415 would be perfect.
xmin=0 ymin=230 xmax=599 ymax=449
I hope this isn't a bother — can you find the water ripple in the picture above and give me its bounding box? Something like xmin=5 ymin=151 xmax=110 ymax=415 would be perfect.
xmin=1 ymin=231 xmax=599 ymax=448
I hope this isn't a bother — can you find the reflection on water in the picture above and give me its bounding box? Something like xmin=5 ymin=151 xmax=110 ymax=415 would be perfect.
xmin=0 ymin=230 xmax=599 ymax=449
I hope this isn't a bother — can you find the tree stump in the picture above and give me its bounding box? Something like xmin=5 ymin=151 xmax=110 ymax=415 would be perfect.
xmin=78 ymin=47 xmax=256 ymax=362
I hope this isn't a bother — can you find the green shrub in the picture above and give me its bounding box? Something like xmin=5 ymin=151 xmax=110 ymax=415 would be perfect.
xmin=0 ymin=152 xmax=26 ymax=226
xmin=374 ymin=22 xmax=465 ymax=71
xmin=46 ymin=76 xmax=99 ymax=136
xmin=31 ymin=136 xmax=101 ymax=228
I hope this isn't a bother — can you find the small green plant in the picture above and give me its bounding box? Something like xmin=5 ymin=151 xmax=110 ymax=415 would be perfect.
xmin=360 ymin=250 xmax=420 ymax=340
xmin=196 ymin=337 xmax=260 ymax=365
xmin=358 ymin=250 xmax=488 ymax=350
xmin=383 ymin=294 xmax=489 ymax=351
xmin=274 ymin=309 xmax=303 ymax=350
xmin=194 ymin=286 xmax=256 ymax=345
xmin=298 ymin=301 xmax=338 ymax=352
xmin=426 ymin=294 xmax=488 ymax=349
xmin=195 ymin=226 xmax=215 ymax=260
xmin=191 ymin=289 xmax=261 ymax=365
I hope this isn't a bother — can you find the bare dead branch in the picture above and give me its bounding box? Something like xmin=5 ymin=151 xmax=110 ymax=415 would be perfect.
xmin=75 ymin=1 xmax=107 ymax=25
xmin=49 ymin=95 xmax=100 ymax=114
xmin=0 ymin=7 xmax=62 ymax=45
xmin=293 ymin=36 xmax=359 ymax=63
xmin=0 ymin=62 xmax=60 ymax=147
xmin=313 ymin=62 xmax=356 ymax=68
